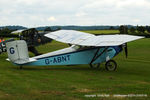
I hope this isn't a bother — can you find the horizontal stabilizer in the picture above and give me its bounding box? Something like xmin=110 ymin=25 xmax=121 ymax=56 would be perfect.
xmin=6 ymin=58 xmax=37 ymax=65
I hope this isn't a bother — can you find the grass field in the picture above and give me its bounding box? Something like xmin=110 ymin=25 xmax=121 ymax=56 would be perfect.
xmin=0 ymin=30 xmax=150 ymax=100
xmin=82 ymin=30 xmax=119 ymax=34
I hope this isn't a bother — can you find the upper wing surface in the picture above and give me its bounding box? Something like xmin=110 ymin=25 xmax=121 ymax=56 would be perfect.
xmin=45 ymin=30 xmax=144 ymax=46
xmin=45 ymin=30 xmax=95 ymax=44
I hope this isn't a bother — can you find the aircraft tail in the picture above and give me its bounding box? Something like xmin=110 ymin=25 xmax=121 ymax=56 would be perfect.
xmin=6 ymin=40 xmax=32 ymax=65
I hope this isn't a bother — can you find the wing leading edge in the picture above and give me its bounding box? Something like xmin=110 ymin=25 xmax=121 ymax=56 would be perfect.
xmin=45 ymin=30 xmax=144 ymax=46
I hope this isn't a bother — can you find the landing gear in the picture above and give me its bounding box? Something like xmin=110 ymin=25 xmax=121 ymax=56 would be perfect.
xmin=90 ymin=63 xmax=100 ymax=69
xmin=105 ymin=60 xmax=117 ymax=71
xmin=89 ymin=47 xmax=117 ymax=71
xmin=89 ymin=47 xmax=108 ymax=69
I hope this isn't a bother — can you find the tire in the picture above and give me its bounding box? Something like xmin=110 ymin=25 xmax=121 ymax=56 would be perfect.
xmin=105 ymin=60 xmax=117 ymax=71
xmin=90 ymin=63 xmax=100 ymax=69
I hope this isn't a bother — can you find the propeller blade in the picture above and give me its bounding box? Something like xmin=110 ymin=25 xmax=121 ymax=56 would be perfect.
xmin=125 ymin=43 xmax=128 ymax=58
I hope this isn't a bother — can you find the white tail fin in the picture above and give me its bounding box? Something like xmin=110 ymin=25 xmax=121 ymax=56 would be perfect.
xmin=6 ymin=40 xmax=30 ymax=64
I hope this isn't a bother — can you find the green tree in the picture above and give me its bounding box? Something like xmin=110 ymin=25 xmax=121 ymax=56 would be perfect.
xmin=119 ymin=25 xmax=128 ymax=34
xmin=145 ymin=26 xmax=150 ymax=33
xmin=137 ymin=26 xmax=145 ymax=33
xmin=109 ymin=26 xmax=115 ymax=30
xmin=44 ymin=27 xmax=52 ymax=32
xmin=0 ymin=28 xmax=12 ymax=34
xmin=129 ymin=27 xmax=136 ymax=33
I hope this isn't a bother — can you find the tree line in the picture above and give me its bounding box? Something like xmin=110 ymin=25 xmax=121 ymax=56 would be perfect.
xmin=0 ymin=25 xmax=150 ymax=37
xmin=119 ymin=25 xmax=150 ymax=34
xmin=0 ymin=28 xmax=13 ymax=34
xmin=0 ymin=28 xmax=17 ymax=37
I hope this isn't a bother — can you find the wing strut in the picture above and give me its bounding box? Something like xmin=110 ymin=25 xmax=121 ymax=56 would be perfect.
xmin=90 ymin=47 xmax=109 ymax=64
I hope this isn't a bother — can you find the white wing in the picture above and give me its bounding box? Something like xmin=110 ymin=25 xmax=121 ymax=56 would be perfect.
xmin=45 ymin=30 xmax=95 ymax=44
xmin=79 ymin=34 xmax=143 ymax=46
xmin=45 ymin=30 xmax=144 ymax=46
xmin=11 ymin=29 xmax=27 ymax=34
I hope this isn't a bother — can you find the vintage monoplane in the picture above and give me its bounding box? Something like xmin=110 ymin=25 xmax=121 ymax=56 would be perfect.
xmin=6 ymin=30 xmax=144 ymax=71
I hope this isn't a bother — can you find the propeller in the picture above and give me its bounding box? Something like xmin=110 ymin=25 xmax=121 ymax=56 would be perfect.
xmin=124 ymin=43 xmax=128 ymax=58
xmin=122 ymin=43 xmax=128 ymax=58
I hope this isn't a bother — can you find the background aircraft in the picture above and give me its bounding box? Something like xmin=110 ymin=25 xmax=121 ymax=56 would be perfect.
xmin=0 ymin=28 xmax=58 ymax=55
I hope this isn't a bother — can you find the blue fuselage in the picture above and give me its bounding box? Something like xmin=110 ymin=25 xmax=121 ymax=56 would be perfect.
xmin=24 ymin=46 xmax=122 ymax=66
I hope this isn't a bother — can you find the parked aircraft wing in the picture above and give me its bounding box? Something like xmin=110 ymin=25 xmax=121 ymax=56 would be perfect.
xmin=45 ymin=30 xmax=144 ymax=46
xmin=11 ymin=29 xmax=27 ymax=34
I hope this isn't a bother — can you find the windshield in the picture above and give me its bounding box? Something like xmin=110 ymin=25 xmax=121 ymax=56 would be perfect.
xmin=71 ymin=45 xmax=93 ymax=50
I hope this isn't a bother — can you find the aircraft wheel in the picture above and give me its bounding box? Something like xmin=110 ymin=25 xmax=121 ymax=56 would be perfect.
xmin=105 ymin=60 xmax=117 ymax=71
xmin=90 ymin=63 xmax=100 ymax=69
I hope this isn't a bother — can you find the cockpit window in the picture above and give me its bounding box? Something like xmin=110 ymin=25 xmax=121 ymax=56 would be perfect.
xmin=72 ymin=45 xmax=81 ymax=50
xmin=72 ymin=45 xmax=93 ymax=50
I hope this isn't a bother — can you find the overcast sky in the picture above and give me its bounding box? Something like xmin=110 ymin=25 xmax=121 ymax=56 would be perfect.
xmin=0 ymin=0 xmax=150 ymax=27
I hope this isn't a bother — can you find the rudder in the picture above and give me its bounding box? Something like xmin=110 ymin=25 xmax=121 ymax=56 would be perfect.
xmin=6 ymin=40 xmax=29 ymax=64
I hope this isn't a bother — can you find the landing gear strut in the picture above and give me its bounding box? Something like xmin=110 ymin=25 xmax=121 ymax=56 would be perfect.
xmin=89 ymin=47 xmax=108 ymax=69
xmin=105 ymin=60 xmax=117 ymax=71
xmin=89 ymin=47 xmax=117 ymax=71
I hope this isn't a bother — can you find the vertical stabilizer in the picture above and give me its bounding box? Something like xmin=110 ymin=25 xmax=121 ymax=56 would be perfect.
xmin=6 ymin=40 xmax=29 ymax=64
